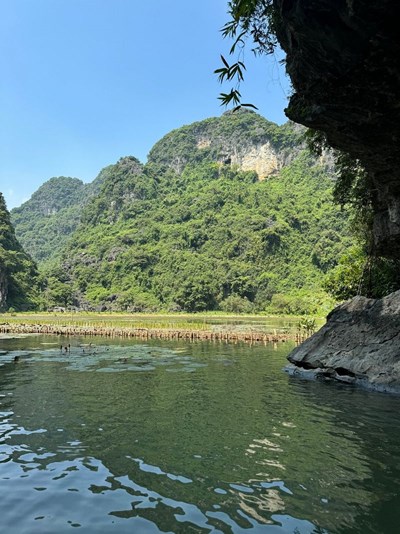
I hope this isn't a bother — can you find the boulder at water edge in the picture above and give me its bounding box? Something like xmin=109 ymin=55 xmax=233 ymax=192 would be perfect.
xmin=286 ymin=290 xmax=400 ymax=393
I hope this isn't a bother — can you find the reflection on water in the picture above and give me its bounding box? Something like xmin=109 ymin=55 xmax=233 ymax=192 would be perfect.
xmin=1 ymin=334 xmax=400 ymax=533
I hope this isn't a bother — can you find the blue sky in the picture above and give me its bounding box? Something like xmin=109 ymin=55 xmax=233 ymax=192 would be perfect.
xmin=0 ymin=0 xmax=291 ymax=209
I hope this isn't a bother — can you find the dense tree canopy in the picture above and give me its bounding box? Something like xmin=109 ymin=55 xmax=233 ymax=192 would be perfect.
xmin=30 ymin=112 xmax=352 ymax=314
xmin=0 ymin=193 xmax=41 ymax=311
xmin=11 ymin=169 xmax=116 ymax=265
xmin=219 ymin=0 xmax=400 ymax=296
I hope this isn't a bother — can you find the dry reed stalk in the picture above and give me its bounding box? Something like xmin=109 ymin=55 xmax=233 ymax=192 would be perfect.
xmin=0 ymin=323 xmax=294 ymax=344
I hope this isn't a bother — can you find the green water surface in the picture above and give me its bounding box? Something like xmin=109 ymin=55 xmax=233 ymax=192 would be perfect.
xmin=1 ymin=334 xmax=399 ymax=533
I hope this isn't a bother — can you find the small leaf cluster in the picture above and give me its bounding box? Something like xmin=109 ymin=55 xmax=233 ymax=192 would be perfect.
xmin=216 ymin=1 xmax=279 ymax=109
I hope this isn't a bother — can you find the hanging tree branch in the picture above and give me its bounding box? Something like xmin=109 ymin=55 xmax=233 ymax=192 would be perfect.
xmin=216 ymin=0 xmax=278 ymax=109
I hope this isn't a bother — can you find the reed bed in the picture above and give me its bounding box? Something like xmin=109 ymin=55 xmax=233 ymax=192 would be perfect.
xmin=0 ymin=321 xmax=302 ymax=344
xmin=1 ymin=314 xmax=211 ymax=330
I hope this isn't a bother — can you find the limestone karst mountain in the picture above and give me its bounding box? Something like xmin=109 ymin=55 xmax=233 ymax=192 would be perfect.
xmin=148 ymin=109 xmax=304 ymax=177
xmin=11 ymin=111 xmax=351 ymax=312
xmin=12 ymin=111 xmax=303 ymax=268
xmin=10 ymin=163 xmax=130 ymax=265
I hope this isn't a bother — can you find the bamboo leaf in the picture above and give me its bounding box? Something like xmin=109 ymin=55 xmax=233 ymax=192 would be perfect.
xmin=241 ymin=103 xmax=259 ymax=110
xmin=220 ymin=55 xmax=230 ymax=68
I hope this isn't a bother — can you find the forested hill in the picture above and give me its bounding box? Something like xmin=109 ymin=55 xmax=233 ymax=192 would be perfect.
xmin=10 ymin=162 xmax=133 ymax=265
xmin=26 ymin=110 xmax=349 ymax=314
xmin=0 ymin=193 xmax=40 ymax=311
xmin=11 ymin=111 xmax=302 ymax=268
xmin=148 ymin=109 xmax=303 ymax=176
xmin=11 ymin=110 xmax=352 ymax=313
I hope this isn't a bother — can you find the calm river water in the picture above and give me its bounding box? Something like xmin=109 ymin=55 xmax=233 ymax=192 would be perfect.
xmin=1 ymin=334 xmax=400 ymax=533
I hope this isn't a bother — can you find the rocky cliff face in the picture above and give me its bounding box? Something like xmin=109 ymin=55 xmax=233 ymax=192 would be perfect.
xmin=148 ymin=110 xmax=303 ymax=179
xmin=275 ymin=0 xmax=400 ymax=258
xmin=197 ymin=137 xmax=281 ymax=180
xmin=286 ymin=290 xmax=400 ymax=393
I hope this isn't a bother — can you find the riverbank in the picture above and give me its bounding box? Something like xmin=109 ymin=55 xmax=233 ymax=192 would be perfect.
xmin=0 ymin=322 xmax=303 ymax=344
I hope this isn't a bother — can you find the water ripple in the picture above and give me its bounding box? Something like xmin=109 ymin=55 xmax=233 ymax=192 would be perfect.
xmin=1 ymin=335 xmax=400 ymax=533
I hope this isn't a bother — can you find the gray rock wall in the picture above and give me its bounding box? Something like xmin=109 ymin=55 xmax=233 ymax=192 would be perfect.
xmin=286 ymin=290 xmax=400 ymax=393
xmin=275 ymin=0 xmax=400 ymax=259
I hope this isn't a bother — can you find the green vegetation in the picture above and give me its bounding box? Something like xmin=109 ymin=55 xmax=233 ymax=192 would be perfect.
xmin=0 ymin=312 xmax=210 ymax=331
xmin=10 ymin=177 xmax=84 ymax=264
xmin=148 ymin=109 xmax=301 ymax=171
xmin=217 ymin=2 xmax=400 ymax=298
xmin=324 ymin=244 xmax=400 ymax=300
xmin=0 ymin=193 xmax=41 ymax=311
xmin=8 ymin=111 xmax=359 ymax=313
xmin=10 ymin=165 xmax=121 ymax=266
xmin=28 ymin=112 xmax=350 ymax=314
xmin=307 ymin=134 xmax=400 ymax=299
xmin=0 ymin=311 xmax=319 ymax=339
xmin=215 ymin=1 xmax=278 ymax=109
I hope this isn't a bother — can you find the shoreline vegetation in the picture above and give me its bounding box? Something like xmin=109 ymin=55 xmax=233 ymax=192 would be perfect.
xmin=0 ymin=312 xmax=319 ymax=344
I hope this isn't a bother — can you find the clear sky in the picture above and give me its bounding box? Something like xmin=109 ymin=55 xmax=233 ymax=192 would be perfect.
xmin=0 ymin=0 xmax=291 ymax=209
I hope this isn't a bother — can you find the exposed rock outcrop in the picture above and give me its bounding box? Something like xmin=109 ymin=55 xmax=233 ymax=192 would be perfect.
xmin=148 ymin=110 xmax=303 ymax=178
xmin=286 ymin=290 xmax=400 ymax=393
xmin=275 ymin=0 xmax=400 ymax=258
xmin=229 ymin=142 xmax=280 ymax=180
xmin=195 ymin=134 xmax=282 ymax=179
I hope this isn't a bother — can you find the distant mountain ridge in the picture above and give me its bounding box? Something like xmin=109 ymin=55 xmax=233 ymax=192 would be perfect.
xmin=148 ymin=110 xmax=303 ymax=177
xmin=10 ymin=110 xmax=351 ymax=313
xmin=10 ymin=164 xmax=122 ymax=265
xmin=11 ymin=111 xmax=302 ymax=267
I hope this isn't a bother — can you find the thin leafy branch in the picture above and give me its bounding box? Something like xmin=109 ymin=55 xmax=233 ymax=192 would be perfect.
xmin=216 ymin=0 xmax=278 ymax=109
